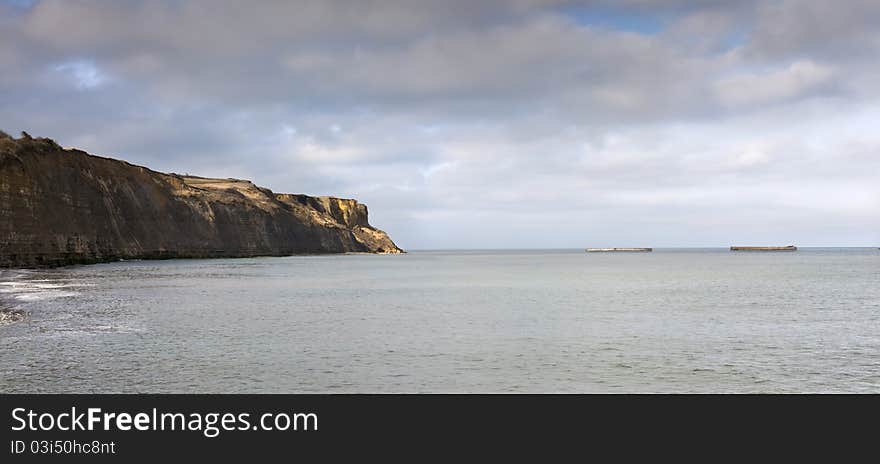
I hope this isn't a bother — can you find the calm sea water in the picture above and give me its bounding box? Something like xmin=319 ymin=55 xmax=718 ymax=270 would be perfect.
xmin=1 ymin=249 xmax=878 ymax=393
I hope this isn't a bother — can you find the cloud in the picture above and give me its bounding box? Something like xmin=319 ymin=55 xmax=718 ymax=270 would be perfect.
xmin=1 ymin=0 xmax=878 ymax=248
xmin=713 ymin=60 xmax=836 ymax=107
xmin=747 ymin=0 xmax=880 ymax=60
xmin=51 ymin=60 xmax=110 ymax=90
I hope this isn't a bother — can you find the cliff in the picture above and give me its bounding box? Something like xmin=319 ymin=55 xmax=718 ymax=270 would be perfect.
xmin=0 ymin=131 xmax=403 ymax=268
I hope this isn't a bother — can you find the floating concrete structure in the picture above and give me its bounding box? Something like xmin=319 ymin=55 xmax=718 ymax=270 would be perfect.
xmin=730 ymin=246 xmax=797 ymax=251
xmin=586 ymin=248 xmax=653 ymax=252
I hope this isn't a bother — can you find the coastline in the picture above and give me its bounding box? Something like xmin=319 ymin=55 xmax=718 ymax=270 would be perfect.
xmin=1 ymin=249 xmax=406 ymax=270
xmin=0 ymin=270 xmax=26 ymax=326
xmin=1 ymin=135 xmax=404 ymax=268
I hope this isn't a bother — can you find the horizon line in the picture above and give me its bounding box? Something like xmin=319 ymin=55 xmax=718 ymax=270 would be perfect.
xmin=403 ymin=246 xmax=879 ymax=251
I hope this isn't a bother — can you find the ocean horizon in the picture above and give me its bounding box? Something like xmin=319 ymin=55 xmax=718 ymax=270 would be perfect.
xmin=3 ymin=248 xmax=877 ymax=393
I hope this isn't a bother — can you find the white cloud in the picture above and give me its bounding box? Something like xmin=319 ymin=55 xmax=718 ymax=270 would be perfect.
xmin=1 ymin=0 xmax=878 ymax=248
xmin=713 ymin=60 xmax=835 ymax=108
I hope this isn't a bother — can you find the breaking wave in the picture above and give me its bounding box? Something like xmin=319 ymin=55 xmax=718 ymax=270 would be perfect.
xmin=0 ymin=276 xmax=89 ymax=326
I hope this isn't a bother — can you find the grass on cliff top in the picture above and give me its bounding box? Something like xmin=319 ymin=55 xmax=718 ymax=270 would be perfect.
xmin=0 ymin=131 xmax=63 ymax=153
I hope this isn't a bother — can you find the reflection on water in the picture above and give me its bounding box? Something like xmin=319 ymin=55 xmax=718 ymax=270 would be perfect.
xmin=1 ymin=248 xmax=878 ymax=393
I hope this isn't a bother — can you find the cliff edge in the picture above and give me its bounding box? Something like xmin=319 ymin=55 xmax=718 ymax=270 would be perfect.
xmin=0 ymin=131 xmax=403 ymax=268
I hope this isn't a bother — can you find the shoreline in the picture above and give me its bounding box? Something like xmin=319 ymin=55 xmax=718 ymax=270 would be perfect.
xmin=1 ymin=249 xmax=405 ymax=270
xmin=0 ymin=273 xmax=25 ymax=326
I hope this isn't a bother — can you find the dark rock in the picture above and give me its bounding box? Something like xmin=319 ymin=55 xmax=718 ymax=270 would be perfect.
xmin=0 ymin=133 xmax=403 ymax=268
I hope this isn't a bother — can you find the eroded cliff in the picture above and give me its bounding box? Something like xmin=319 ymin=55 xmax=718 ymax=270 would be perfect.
xmin=0 ymin=131 xmax=402 ymax=268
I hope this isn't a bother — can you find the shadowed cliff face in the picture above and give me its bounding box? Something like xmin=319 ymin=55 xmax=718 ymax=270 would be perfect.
xmin=0 ymin=131 xmax=402 ymax=268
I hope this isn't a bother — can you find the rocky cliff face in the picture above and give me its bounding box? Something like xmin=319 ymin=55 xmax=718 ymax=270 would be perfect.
xmin=0 ymin=131 xmax=402 ymax=268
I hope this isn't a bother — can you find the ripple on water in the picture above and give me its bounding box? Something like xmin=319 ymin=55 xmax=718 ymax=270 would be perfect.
xmin=2 ymin=250 xmax=880 ymax=393
xmin=0 ymin=278 xmax=88 ymax=328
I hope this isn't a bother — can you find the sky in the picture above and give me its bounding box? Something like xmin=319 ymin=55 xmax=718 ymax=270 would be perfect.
xmin=1 ymin=0 xmax=878 ymax=249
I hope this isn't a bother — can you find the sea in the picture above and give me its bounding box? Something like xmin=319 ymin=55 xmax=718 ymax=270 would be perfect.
xmin=1 ymin=249 xmax=878 ymax=393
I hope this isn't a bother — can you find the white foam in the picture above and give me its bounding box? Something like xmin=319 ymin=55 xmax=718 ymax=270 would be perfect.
xmin=13 ymin=291 xmax=80 ymax=301
xmin=0 ymin=311 xmax=26 ymax=326
xmin=40 ymin=324 xmax=147 ymax=338
xmin=0 ymin=280 xmax=84 ymax=302
xmin=0 ymin=281 xmax=92 ymax=288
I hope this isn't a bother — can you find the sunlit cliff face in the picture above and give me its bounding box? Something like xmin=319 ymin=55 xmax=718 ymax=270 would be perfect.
xmin=0 ymin=135 xmax=402 ymax=267
xmin=2 ymin=1 xmax=879 ymax=248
